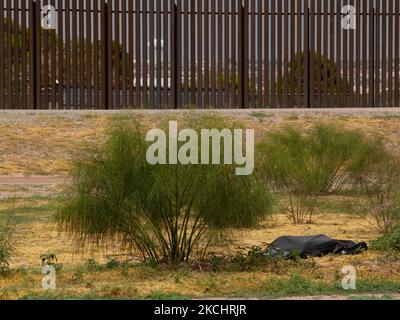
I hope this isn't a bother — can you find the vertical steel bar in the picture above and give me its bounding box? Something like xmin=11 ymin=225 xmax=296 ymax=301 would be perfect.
xmin=107 ymin=0 xmax=112 ymax=108
xmin=72 ymin=0 xmax=78 ymax=108
xmin=284 ymin=0 xmax=289 ymax=108
xmin=271 ymin=0 xmax=275 ymax=107
xmin=297 ymin=0 xmax=302 ymax=107
xmin=290 ymin=0 xmax=296 ymax=107
xmin=211 ymin=0 xmax=216 ymax=108
xmin=163 ymin=0 xmax=168 ymax=107
xmin=101 ymin=0 xmax=108 ymax=109
xmin=114 ymin=0 xmax=120 ymax=109
xmin=176 ymin=0 xmax=181 ymax=108
xmin=277 ymin=0 xmax=282 ymax=107
xmin=335 ymin=0 xmax=344 ymax=108
xmin=136 ymin=0 xmax=141 ymax=108
xmin=243 ymin=0 xmax=249 ymax=108
xmin=21 ymin=0 xmax=27 ymax=109
xmin=305 ymin=0 xmax=310 ymax=108
xmin=310 ymin=0 xmax=315 ymax=108
xmin=183 ymin=0 xmax=189 ymax=106
xmin=231 ymin=0 xmax=236 ymax=107
xmin=249 ymin=0 xmax=256 ymax=108
xmin=50 ymin=0 xmax=57 ymax=109
xmin=316 ymin=0 xmax=321 ymax=107
xmin=349 ymin=0 xmax=354 ymax=108
xmin=94 ymin=0 xmax=99 ymax=109
xmin=355 ymin=0 xmax=361 ymax=107
xmin=157 ymin=0 xmax=162 ymax=107
xmin=149 ymin=0 xmax=154 ymax=107
xmin=368 ymin=0 xmax=374 ymax=107
xmin=238 ymin=0 xmax=243 ymax=108
xmin=0 ymin=0 xmax=4 ymax=109
xmin=142 ymin=0 xmax=147 ymax=107
xmin=198 ymin=0 xmax=203 ymax=108
xmin=14 ymin=0 xmax=19 ymax=108
xmin=382 ymin=0 xmax=387 ymax=107
xmin=43 ymin=0 xmax=50 ymax=109
xmin=35 ymin=0 xmax=41 ymax=109
xmin=322 ymin=0 xmax=328 ymax=107
xmin=375 ymin=0 xmax=381 ymax=107
xmin=79 ymin=0 xmax=84 ymax=109
xmin=204 ymin=0 xmax=209 ymax=107
xmin=171 ymin=2 xmax=178 ymax=109
xmin=65 ymin=0 xmax=71 ymax=109
xmin=29 ymin=0 xmax=37 ymax=109
xmin=395 ymin=0 xmax=400 ymax=107
xmin=225 ymin=0 xmax=229 ymax=108
xmin=362 ymin=0 xmax=367 ymax=107
xmin=217 ymin=0 xmax=222 ymax=108
xmin=388 ymin=0 xmax=393 ymax=107
xmin=191 ymin=0 xmax=196 ymax=106
xmin=85 ymin=0 xmax=92 ymax=109
xmin=57 ymin=0 xmax=63 ymax=109
xmin=329 ymin=0 xmax=336 ymax=107
xmin=121 ymin=0 xmax=127 ymax=108
xmin=264 ymin=0 xmax=269 ymax=107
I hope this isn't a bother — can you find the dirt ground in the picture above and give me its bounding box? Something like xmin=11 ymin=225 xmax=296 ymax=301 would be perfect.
xmin=1 ymin=109 xmax=400 ymax=176
xmin=1 ymin=109 xmax=400 ymax=300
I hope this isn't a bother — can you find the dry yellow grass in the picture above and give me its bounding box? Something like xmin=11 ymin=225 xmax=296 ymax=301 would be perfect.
xmin=1 ymin=110 xmax=400 ymax=299
xmin=1 ymin=111 xmax=400 ymax=176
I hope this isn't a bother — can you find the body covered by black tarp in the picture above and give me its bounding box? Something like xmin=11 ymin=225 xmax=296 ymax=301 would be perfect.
xmin=264 ymin=234 xmax=368 ymax=259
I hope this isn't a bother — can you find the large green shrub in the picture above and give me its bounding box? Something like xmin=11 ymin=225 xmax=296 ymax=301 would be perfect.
xmin=58 ymin=118 xmax=272 ymax=266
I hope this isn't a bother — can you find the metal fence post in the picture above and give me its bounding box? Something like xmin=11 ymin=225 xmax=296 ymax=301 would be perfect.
xmin=238 ymin=0 xmax=248 ymax=109
xmin=0 ymin=0 xmax=4 ymax=109
xmin=29 ymin=0 xmax=38 ymax=109
xmin=369 ymin=4 xmax=375 ymax=108
xmin=171 ymin=2 xmax=178 ymax=109
xmin=101 ymin=1 xmax=109 ymax=109
xmin=306 ymin=4 xmax=310 ymax=108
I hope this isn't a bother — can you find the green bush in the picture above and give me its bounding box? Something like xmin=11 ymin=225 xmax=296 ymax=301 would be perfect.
xmin=356 ymin=157 xmax=400 ymax=235
xmin=370 ymin=231 xmax=400 ymax=252
xmin=58 ymin=117 xmax=272 ymax=266
xmin=309 ymin=125 xmax=386 ymax=194
xmin=0 ymin=203 xmax=15 ymax=273
xmin=0 ymin=233 xmax=13 ymax=272
xmin=257 ymin=128 xmax=322 ymax=224
xmin=256 ymin=124 xmax=386 ymax=224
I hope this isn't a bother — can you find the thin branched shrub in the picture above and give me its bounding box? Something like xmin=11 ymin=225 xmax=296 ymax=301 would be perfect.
xmin=256 ymin=124 xmax=387 ymax=224
xmin=257 ymin=127 xmax=322 ymax=224
xmin=309 ymin=125 xmax=387 ymax=194
xmin=0 ymin=201 xmax=16 ymax=273
xmin=356 ymin=156 xmax=400 ymax=235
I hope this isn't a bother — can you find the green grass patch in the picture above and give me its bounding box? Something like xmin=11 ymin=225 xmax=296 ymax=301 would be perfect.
xmin=235 ymin=274 xmax=400 ymax=299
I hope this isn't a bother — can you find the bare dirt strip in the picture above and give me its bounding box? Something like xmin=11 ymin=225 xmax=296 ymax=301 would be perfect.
xmin=0 ymin=176 xmax=68 ymax=186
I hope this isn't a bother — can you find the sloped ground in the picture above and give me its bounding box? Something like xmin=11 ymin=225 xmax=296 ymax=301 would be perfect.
xmin=1 ymin=109 xmax=400 ymax=300
xmin=1 ymin=109 xmax=400 ymax=176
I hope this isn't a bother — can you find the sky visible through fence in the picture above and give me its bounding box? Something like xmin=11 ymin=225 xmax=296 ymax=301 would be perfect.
xmin=5 ymin=1 xmax=397 ymax=61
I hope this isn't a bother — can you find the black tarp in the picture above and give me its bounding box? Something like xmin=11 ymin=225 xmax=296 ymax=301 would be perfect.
xmin=264 ymin=234 xmax=368 ymax=259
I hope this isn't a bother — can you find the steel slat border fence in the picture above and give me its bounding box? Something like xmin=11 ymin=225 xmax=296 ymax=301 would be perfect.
xmin=0 ymin=0 xmax=400 ymax=109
